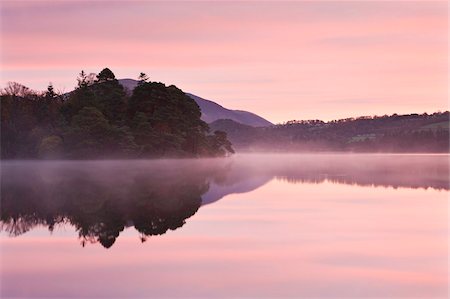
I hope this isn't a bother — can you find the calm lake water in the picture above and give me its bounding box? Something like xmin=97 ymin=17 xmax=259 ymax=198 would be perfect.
xmin=1 ymin=154 xmax=448 ymax=299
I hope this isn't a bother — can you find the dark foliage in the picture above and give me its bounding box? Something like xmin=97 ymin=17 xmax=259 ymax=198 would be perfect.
xmin=211 ymin=112 xmax=450 ymax=153
xmin=1 ymin=68 xmax=234 ymax=159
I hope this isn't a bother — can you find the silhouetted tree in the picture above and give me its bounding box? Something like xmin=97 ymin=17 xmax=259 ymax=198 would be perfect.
xmin=138 ymin=72 xmax=149 ymax=85
xmin=96 ymin=68 xmax=116 ymax=82
xmin=46 ymin=82 xmax=56 ymax=99
xmin=1 ymin=82 xmax=33 ymax=97
xmin=77 ymin=70 xmax=88 ymax=88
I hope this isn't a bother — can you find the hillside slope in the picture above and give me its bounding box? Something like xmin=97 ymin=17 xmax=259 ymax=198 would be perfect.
xmin=185 ymin=93 xmax=273 ymax=127
xmin=119 ymin=79 xmax=272 ymax=127
xmin=211 ymin=112 xmax=450 ymax=153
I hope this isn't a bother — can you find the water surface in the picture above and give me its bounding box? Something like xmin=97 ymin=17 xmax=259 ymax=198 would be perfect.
xmin=1 ymin=154 xmax=448 ymax=298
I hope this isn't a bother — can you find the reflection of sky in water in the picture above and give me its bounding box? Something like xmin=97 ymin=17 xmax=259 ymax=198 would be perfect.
xmin=1 ymin=154 xmax=448 ymax=298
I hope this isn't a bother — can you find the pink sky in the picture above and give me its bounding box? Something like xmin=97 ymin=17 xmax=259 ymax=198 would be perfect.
xmin=0 ymin=1 xmax=448 ymax=123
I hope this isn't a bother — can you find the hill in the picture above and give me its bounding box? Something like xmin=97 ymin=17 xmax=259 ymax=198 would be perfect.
xmin=118 ymin=79 xmax=273 ymax=127
xmin=185 ymin=93 xmax=273 ymax=127
xmin=211 ymin=112 xmax=450 ymax=153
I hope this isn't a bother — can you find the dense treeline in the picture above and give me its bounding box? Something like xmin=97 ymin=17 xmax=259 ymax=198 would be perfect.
xmin=1 ymin=68 xmax=234 ymax=159
xmin=211 ymin=112 xmax=450 ymax=152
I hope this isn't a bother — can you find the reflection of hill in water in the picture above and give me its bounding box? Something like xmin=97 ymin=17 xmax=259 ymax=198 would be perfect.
xmin=202 ymin=176 xmax=272 ymax=205
xmin=1 ymin=154 xmax=448 ymax=248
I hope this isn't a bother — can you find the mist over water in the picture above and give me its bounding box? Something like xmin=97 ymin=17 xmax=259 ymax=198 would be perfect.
xmin=1 ymin=154 xmax=448 ymax=298
xmin=1 ymin=154 xmax=448 ymax=241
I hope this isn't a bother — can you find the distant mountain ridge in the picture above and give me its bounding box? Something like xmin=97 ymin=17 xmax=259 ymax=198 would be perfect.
xmin=118 ymin=79 xmax=273 ymax=127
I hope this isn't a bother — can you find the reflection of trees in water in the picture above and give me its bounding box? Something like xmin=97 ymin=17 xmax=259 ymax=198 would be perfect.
xmin=276 ymin=175 xmax=449 ymax=190
xmin=271 ymin=156 xmax=449 ymax=190
xmin=219 ymin=154 xmax=448 ymax=191
xmin=1 ymin=161 xmax=224 ymax=248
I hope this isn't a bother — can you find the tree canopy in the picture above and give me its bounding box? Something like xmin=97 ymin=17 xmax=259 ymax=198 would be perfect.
xmin=96 ymin=68 xmax=116 ymax=82
xmin=1 ymin=68 xmax=234 ymax=159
